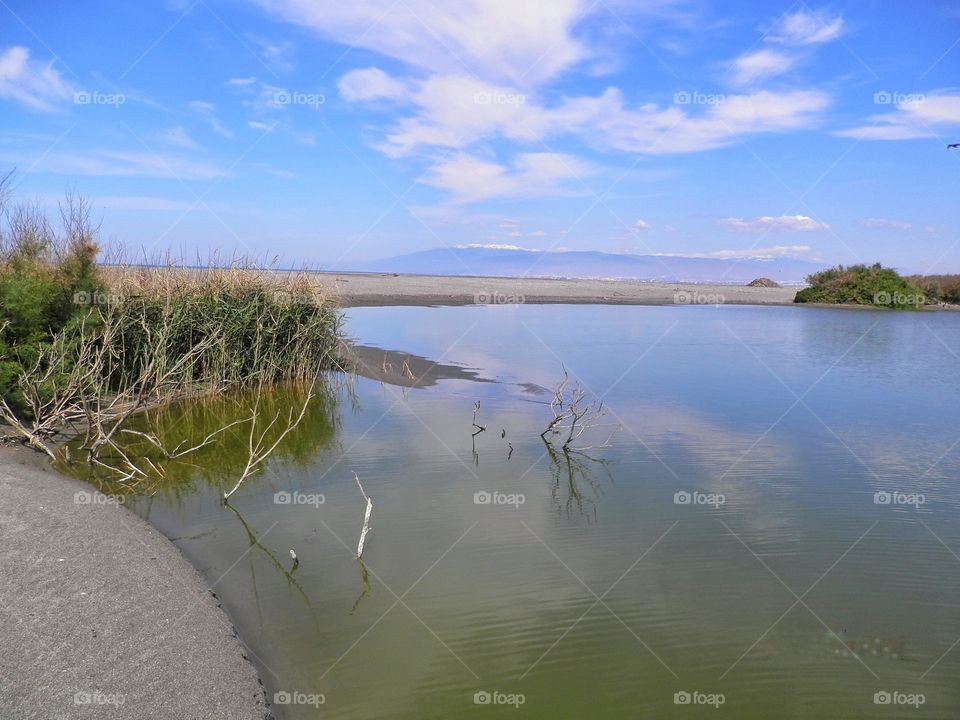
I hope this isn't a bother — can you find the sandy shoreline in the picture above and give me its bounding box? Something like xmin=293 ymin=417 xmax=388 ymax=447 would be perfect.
xmin=308 ymin=272 xmax=800 ymax=307
xmin=0 ymin=444 xmax=271 ymax=720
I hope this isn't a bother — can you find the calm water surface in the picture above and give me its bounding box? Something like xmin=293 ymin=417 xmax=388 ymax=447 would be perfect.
xmin=115 ymin=305 xmax=960 ymax=718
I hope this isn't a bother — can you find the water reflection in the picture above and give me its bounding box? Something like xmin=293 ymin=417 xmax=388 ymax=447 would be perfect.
xmin=60 ymin=305 xmax=960 ymax=718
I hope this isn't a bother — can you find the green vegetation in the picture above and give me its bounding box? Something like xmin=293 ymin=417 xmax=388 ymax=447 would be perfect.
xmin=794 ymin=263 xmax=928 ymax=310
xmin=0 ymin=188 xmax=103 ymax=421
xmin=909 ymin=274 xmax=960 ymax=305
xmin=0 ymin=177 xmax=343 ymax=470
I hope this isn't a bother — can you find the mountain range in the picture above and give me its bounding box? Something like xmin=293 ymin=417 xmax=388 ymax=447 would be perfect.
xmin=342 ymin=246 xmax=824 ymax=285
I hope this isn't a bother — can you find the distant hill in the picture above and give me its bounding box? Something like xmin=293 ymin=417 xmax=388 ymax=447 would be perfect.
xmin=344 ymin=246 xmax=824 ymax=285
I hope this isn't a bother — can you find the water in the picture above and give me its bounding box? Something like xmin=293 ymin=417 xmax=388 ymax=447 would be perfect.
xmin=92 ymin=305 xmax=960 ymax=717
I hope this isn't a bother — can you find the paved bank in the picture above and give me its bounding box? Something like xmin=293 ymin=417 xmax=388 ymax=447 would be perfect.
xmin=0 ymin=450 xmax=271 ymax=720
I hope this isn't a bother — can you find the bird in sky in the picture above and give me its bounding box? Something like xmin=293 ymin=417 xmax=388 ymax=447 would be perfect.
xmin=949 ymin=143 xmax=960 ymax=149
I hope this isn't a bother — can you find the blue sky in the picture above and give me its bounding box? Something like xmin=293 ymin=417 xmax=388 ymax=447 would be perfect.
xmin=1 ymin=0 xmax=958 ymax=273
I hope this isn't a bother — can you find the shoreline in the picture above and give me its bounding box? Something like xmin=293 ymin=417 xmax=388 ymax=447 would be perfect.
xmin=0 ymin=443 xmax=272 ymax=720
xmin=308 ymin=272 xmax=800 ymax=307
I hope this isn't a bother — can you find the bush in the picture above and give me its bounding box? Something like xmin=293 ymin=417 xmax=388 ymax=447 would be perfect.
xmin=0 ymin=178 xmax=343 ymax=453
xmin=794 ymin=263 xmax=927 ymax=310
xmin=0 ymin=189 xmax=104 ymax=419
xmin=909 ymin=274 xmax=960 ymax=305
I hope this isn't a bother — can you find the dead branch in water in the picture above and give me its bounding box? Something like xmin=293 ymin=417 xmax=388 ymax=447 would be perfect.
xmin=353 ymin=471 xmax=373 ymax=559
xmin=222 ymin=378 xmax=317 ymax=500
xmin=472 ymin=400 xmax=486 ymax=435
xmin=541 ymin=368 xmax=618 ymax=453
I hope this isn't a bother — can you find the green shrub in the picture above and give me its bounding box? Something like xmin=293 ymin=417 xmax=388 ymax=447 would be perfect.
xmin=909 ymin=274 xmax=960 ymax=305
xmin=794 ymin=263 xmax=927 ymax=310
xmin=0 ymin=182 xmax=342 ymax=433
xmin=0 ymin=194 xmax=105 ymax=419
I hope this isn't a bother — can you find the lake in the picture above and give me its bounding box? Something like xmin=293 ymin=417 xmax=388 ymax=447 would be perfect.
xmin=108 ymin=304 xmax=960 ymax=718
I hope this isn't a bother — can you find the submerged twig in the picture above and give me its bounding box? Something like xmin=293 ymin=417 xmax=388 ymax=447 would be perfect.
xmin=472 ymin=400 xmax=486 ymax=435
xmin=353 ymin=471 xmax=373 ymax=559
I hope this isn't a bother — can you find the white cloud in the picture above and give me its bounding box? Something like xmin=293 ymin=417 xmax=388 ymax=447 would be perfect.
xmin=250 ymin=37 xmax=296 ymax=73
xmin=633 ymin=219 xmax=650 ymax=231
xmin=158 ymin=126 xmax=198 ymax=149
xmin=256 ymin=1 xmax=830 ymax=206
xmin=362 ymin=76 xmax=829 ymax=157
xmin=423 ymin=152 xmax=592 ymax=204
xmin=709 ymin=244 xmax=812 ymax=259
xmin=861 ymin=218 xmax=913 ymax=231
xmin=0 ymin=46 xmax=73 ymax=112
xmin=189 ymin=100 xmax=234 ymax=139
xmin=718 ymin=215 xmax=829 ymax=233
xmin=252 ymin=0 xmax=593 ymax=86
xmin=338 ymin=68 xmax=408 ymax=102
xmin=731 ymin=49 xmax=795 ymax=86
xmin=767 ymin=10 xmax=844 ymax=46
xmin=248 ymin=119 xmax=280 ymax=132
xmin=455 ymin=243 xmax=540 ymax=252
xmin=836 ymin=93 xmax=960 ymax=141
xmin=226 ymin=76 xmax=257 ymax=87
xmin=656 ymin=244 xmax=812 ymax=259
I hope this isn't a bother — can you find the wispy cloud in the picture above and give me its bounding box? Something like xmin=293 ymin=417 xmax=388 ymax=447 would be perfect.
xmin=157 ymin=126 xmax=199 ymax=149
xmin=718 ymin=215 xmax=829 ymax=233
xmin=347 ymin=73 xmax=830 ymax=158
xmin=837 ymin=93 xmax=960 ymax=141
xmin=454 ymin=242 xmax=540 ymax=252
xmin=252 ymin=0 xmax=599 ymax=86
xmin=423 ymin=152 xmax=593 ymax=204
xmin=656 ymin=245 xmax=813 ymax=260
xmin=861 ymin=218 xmax=913 ymax=231
xmin=93 ymin=195 xmax=196 ymax=210
xmin=338 ymin=68 xmax=408 ymax=102
xmin=189 ymin=100 xmax=235 ymax=139
xmin=15 ymin=147 xmax=225 ymax=181
xmin=730 ymin=49 xmax=796 ymax=86
xmin=0 ymin=46 xmax=73 ymax=112
xmin=766 ymin=9 xmax=844 ymax=46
